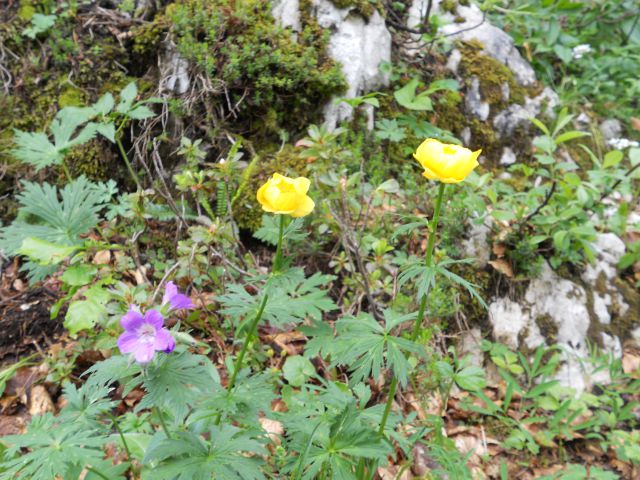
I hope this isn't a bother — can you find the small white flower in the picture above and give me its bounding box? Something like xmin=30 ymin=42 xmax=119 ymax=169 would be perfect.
xmin=572 ymin=44 xmax=592 ymax=59
xmin=607 ymin=138 xmax=640 ymax=150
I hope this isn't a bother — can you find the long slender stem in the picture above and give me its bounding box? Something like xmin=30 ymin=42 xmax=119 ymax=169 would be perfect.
xmin=116 ymin=135 xmax=142 ymax=190
xmin=155 ymin=407 xmax=171 ymax=439
xmin=86 ymin=466 xmax=110 ymax=480
xmin=377 ymin=182 xmax=447 ymax=435
xmin=273 ymin=214 xmax=285 ymax=272
xmin=107 ymin=412 xmax=132 ymax=461
xmin=60 ymin=159 xmax=73 ymax=181
xmin=225 ymin=293 xmax=269 ymax=393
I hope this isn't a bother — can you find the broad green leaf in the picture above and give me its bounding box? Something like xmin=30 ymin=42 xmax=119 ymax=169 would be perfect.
xmin=283 ymin=356 xmax=315 ymax=387
xmin=117 ymin=82 xmax=138 ymax=113
xmin=61 ymin=264 xmax=98 ymax=286
xmin=64 ymin=299 xmax=104 ymax=336
xmin=603 ymin=150 xmax=624 ymax=169
xmin=454 ymin=366 xmax=486 ymax=391
xmin=96 ymin=123 xmax=116 ymax=143
xmin=555 ymin=131 xmax=590 ymax=144
xmin=17 ymin=237 xmax=78 ymax=265
xmin=127 ymin=105 xmax=155 ymax=120
xmin=394 ymin=78 xmax=433 ymax=111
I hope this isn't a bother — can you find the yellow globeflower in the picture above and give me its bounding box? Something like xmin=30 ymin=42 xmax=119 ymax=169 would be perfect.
xmin=413 ymin=138 xmax=481 ymax=183
xmin=256 ymin=173 xmax=315 ymax=218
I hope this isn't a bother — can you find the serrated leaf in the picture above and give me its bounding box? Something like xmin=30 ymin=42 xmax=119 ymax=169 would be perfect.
xmin=17 ymin=237 xmax=78 ymax=265
xmin=117 ymin=82 xmax=138 ymax=113
xmin=283 ymin=356 xmax=315 ymax=387
xmin=394 ymin=78 xmax=434 ymax=111
xmin=454 ymin=365 xmax=486 ymax=391
xmin=127 ymin=105 xmax=155 ymax=120
xmin=96 ymin=122 xmax=116 ymax=142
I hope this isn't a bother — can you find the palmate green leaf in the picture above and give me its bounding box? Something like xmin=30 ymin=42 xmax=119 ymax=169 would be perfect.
xmin=138 ymin=351 xmax=220 ymax=420
xmin=398 ymin=257 xmax=487 ymax=309
xmin=191 ymin=372 xmax=274 ymax=426
xmin=143 ymin=425 xmax=266 ymax=480
xmin=253 ymin=215 xmax=307 ymax=245
xmin=12 ymin=106 xmax=99 ymax=170
xmin=17 ymin=237 xmax=78 ymax=265
xmin=0 ymin=176 xmax=114 ymax=281
xmin=283 ymin=355 xmax=316 ymax=387
xmin=0 ymin=413 xmax=107 ymax=480
xmin=288 ymin=402 xmax=391 ymax=480
xmin=219 ymin=271 xmax=335 ymax=329
xmin=394 ymin=78 xmax=433 ymax=111
xmin=58 ymin=381 xmax=117 ymax=429
xmin=328 ymin=309 xmax=422 ymax=387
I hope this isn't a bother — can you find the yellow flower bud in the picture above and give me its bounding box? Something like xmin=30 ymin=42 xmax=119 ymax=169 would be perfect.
xmin=413 ymin=138 xmax=481 ymax=183
xmin=256 ymin=173 xmax=315 ymax=218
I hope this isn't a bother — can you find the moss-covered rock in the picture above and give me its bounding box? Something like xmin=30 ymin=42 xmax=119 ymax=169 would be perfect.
xmin=147 ymin=0 xmax=346 ymax=140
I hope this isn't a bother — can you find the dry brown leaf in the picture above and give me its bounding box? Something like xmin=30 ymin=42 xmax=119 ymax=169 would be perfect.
xmin=622 ymin=346 xmax=640 ymax=376
xmin=258 ymin=417 xmax=284 ymax=445
xmin=28 ymin=385 xmax=54 ymax=416
xmin=377 ymin=466 xmax=411 ymax=480
xmin=489 ymin=259 xmax=514 ymax=278
xmin=492 ymin=242 xmax=507 ymax=258
xmin=631 ymin=117 xmax=640 ymax=131
xmin=93 ymin=250 xmax=111 ymax=265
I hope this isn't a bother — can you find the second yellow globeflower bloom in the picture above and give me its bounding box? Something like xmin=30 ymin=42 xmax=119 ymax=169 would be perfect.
xmin=414 ymin=138 xmax=481 ymax=183
xmin=256 ymin=173 xmax=315 ymax=218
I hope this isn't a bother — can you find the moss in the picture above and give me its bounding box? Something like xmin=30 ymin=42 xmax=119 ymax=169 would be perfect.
xmin=329 ymin=0 xmax=381 ymax=17
xmin=232 ymin=145 xmax=311 ymax=231
xmin=535 ymin=314 xmax=558 ymax=343
xmin=156 ymin=0 xmax=345 ymax=141
xmin=0 ymin=6 xmax=144 ymax=181
xmin=440 ymin=0 xmax=459 ymax=14
xmin=459 ymin=40 xmax=527 ymax=108
xmin=66 ymin=140 xmax=119 ymax=181
xmin=609 ymin=279 xmax=640 ymax=341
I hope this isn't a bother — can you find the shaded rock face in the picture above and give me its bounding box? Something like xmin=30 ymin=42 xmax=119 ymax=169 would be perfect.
xmin=407 ymin=0 xmax=535 ymax=86
xmin=488 ymin=233 xmax=634 ymax=393
xmin=160 ymin=43 xmax=190 ymax=95
xmin=272 ymin=0 xmax=302 ymax=32
xmin=409 ymin=0 xmax=558 ymax=150
xmin=313 ymin=1 xmax=391 ymax=128
xmin=272 ymin=1 xmax=392 ymax=129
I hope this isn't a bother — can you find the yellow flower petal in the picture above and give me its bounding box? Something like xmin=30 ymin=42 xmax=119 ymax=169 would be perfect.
xmin=414 ymin=138 xmax=480 ymax=183
xmin=291 ymin=195 xmax=315 ymax=218
xmin=256 ymin=173 xmax=315 ymax=217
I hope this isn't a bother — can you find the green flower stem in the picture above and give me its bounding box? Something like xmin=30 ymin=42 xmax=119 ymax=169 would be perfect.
xmin=155 ymin=407 xmax=171 ymax=439
xmin=220 ymin=214 xmax=285 ymax=404
xmin=60 ymin=159 xmax=73 ymax=181
xmin=410 ymin=182 xmax=446 ymax=341
xmin=273 ymin=214 xmax=286 ymax=272
xmin=225 ymin=293 xmax=269 ymax=393
xmin=107 ymin=412 xmax=131 ymax=461
xmin=377 ymin=182 xmax=447 ymax=436
xmin=86 ymin=466 xmax=110 ymax=480
xmin=115 ymin=134 xmax=142 ymax=190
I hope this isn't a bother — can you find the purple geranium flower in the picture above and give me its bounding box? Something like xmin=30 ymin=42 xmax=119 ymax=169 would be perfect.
xmin=117 ymin=307 xmax=175 ymax=364
xmin=162 ymin=281 xmax=195 ymax=311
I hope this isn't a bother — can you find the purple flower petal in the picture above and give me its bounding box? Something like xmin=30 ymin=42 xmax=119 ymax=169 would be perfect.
xmin=117 ymin=331 xmax=140 ymax=353
xmin=162 ymin=281 xmax=178 ymax=307
xmin=121 ymin=307 xmax=144 ymax=331
xmin=134 ymin=343 xmax=156 ymax=364
xmin=163 ymin=281 xmax=194 ymax=311
xmin=144 ymin=309 xmax=165 ymax=329
xmin=169 ymin=293 xmax=194 ymax=311
xmin=154 ymin=328 xmax=175 ymax=353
